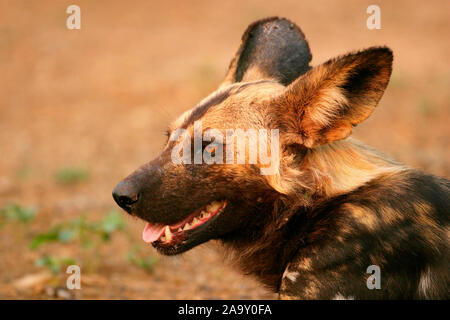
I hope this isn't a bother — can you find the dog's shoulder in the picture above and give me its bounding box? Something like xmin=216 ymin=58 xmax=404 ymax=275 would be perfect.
xmin=278 ymin=170 xmax=449 ymax=299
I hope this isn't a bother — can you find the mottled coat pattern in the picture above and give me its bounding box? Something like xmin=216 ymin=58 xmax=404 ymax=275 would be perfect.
xmin=113 ymin=17 xmax=449 ymax=299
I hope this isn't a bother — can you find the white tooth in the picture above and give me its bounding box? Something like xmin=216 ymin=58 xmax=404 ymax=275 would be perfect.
xmin=183 ymin=223 xmax=192 ymax=230
xmin=165 ymin=226 xmax=173 ymax=242
xmin=206 ymin=201 xmax=222 ymax=213
xmin=201 ymin=211 xmax=207 ymax=218
xmin=192 ymin=217 xmax=199 ymax=225
xmin=177 ymin=227 xmax=182 ymax=232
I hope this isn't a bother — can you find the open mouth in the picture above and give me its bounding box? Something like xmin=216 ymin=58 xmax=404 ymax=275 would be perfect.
xmin=142 ymin=200 xmax=227 ymax=247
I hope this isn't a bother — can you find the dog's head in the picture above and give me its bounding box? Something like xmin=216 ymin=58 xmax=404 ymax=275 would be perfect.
xmin=112 ymin=17 xmax=393 ymax=255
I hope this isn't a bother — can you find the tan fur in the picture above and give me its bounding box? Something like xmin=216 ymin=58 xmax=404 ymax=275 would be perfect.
xmin=279 ymin=293 xmax=299 ymax=300
xmin=302 ymin=139 xmax=405 ymax=197
xmin=272 ymin=48 xmax=393 ymax=148
xmin=267 ymin=138 xmax=406 ymax=200
xmin=114 ymin=17 xmax=449 ymax=300
xmin=346 ymin=204 xmax=379 ymax=231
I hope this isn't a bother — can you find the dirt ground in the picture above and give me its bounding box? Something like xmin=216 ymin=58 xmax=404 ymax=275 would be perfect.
xmin=0 ymin=0 xmax=448 ymax=299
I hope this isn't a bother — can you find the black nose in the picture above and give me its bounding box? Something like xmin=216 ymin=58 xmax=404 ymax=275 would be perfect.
xmin=112 ymin=181 xmax=139 ymax=212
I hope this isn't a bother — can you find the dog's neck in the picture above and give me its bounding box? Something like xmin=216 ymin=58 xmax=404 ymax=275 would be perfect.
xmin=293 ymin=138 xmax=406 ymax=201
xmin=221 ymin=138 xmax=406 ymax=290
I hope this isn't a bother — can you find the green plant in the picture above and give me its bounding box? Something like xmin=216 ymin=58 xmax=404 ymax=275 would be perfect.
xmin=126 ymin=245 xmax=158 ymax=273
xmin=30 ymin=224 xmax=75 ymax=249
xmin=96 ymin=210 xmax=125 ymax=241
xmin=0 ymin=203 xmax=36 ymax=227
xmin=35 ymin=255 xmax=76 ymax=275
xmin=30 ymin=210 xmax=158 ymax=274
xmin=55 ymin=166 xmax=90 ymax=185
xmin=30 ymin=210 xmax=124 ymax=250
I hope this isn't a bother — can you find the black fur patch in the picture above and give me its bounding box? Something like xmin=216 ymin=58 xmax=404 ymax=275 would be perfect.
xmin=232 ymin=17 xmax=312 ymax=85
xmin=279 ymin=170 xmax=450 ymax=299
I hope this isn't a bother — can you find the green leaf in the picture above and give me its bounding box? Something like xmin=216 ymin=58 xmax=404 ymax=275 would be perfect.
xmin=60 ymin=257 xmax=76 ymax=265
xmin=126 ymin=245 xmax=158 ymax=272
xmin=100 ymin=211 xmax=124 ymax=233
xmin=35 ymin=255 xmax=60 ymax=274
xmin=30 ymin=225 xmax=75 ymax=249
xmin=55 ymin=166 xmax=89 ymax=185
xmin=35 ymin=255 xmax=77 ymax=275
xmin=30 ymin=230 xmax=60 ymax=249
xmin=0 ymin=203 xmax=36 ymax=224
xmin=58 ymin=229 xmax=75 ymax=242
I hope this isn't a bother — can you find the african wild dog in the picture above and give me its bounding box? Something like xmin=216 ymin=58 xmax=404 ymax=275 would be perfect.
xmin=113 ymin=17 xmax=449 ymax=299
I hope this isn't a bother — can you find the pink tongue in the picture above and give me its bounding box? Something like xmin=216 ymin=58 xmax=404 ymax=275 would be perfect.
xmin=142 ymin=223 xmax=166 ymax=243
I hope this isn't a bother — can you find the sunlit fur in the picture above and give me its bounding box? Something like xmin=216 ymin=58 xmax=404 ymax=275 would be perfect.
xmin=114 ymin=17 xmax=449 ymax=300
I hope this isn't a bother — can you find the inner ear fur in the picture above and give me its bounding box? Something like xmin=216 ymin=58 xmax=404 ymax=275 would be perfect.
xmin=274 ymin=47 xmax=393 ymax=148
xmin=222 ymin=17 xmax=312 ymax=86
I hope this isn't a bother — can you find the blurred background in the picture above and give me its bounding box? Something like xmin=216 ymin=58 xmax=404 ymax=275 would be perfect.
xmin=0 ymin=0 xmax=448 ymax=299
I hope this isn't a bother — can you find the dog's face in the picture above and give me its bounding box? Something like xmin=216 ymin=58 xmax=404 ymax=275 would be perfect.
xmin=112 ymin=18 xmax=392 ymax=255
xmin=114 ymin=81 xmax=285 ymax=255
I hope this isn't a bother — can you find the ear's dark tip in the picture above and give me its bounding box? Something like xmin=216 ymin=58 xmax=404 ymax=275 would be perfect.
xmin=335 ymin=46 xmax=393 ymax=74
xmin=376 ymin=46 xmax=393 ymax=55
xmin=368 ymin=47 xmax=394 ymax=76
xmin=223 ymin=16 xmax=313 ymax=86
xmin=364 ymin=46 xmax=394 ymax=63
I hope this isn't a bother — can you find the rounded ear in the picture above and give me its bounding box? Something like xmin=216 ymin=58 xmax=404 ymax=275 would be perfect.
xmin=221 ymin=17 xmax=312 ymax=86
xmin=273 ymin=47 xmax=393 ymax=148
